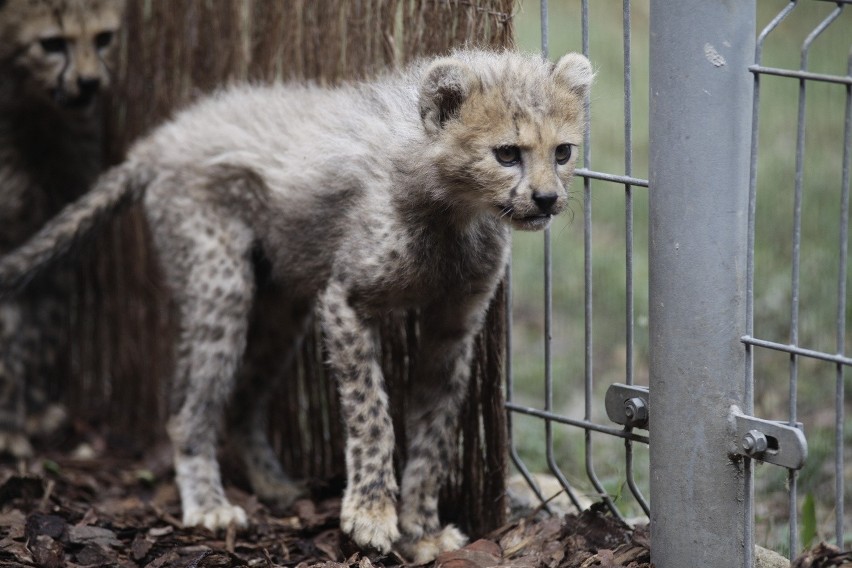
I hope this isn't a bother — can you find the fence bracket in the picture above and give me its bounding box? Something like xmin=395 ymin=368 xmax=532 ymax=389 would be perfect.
xmin=729 ymin=406 xmax=807 ymax=470
xmin=605 ymin=384 xmax=649 ymax=429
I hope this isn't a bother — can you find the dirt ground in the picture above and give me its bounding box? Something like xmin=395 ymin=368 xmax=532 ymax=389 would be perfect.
xmin=0 ymin=448 xmax=847 ymax=568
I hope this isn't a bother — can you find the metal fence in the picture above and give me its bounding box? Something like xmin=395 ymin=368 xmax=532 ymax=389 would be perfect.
xmin=745 ymin=0 xmax=851 ymax=561
xmin=506 ymin=1 xmax=851 ymax=567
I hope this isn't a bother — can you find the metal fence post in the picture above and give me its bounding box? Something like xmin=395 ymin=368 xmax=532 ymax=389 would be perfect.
xmin=648 ymin=2 xmax=756 ymax=567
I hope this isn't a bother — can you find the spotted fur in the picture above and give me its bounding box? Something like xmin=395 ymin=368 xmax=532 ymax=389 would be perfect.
xmin=0 ymin=0 xmax=124 ymax=457
xmin=0 ymin=49 xmax=592 ymax=561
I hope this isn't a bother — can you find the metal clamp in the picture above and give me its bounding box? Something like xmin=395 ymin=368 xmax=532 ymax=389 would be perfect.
xmin=605 ymin=384 xmax=649 ymax=429
xmin=729 ymin=406 xmax=808 ymax=470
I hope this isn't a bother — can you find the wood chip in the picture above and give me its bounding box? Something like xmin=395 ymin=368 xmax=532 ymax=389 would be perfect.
xmin=132 ymin=534 xmax=155 ymax=561
xmin=149 ymin=525 xmax=175 ymax=537
xmin=30 ymin=535 xmax=64 ymax=568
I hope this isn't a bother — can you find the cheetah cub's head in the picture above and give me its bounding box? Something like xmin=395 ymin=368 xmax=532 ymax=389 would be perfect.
xmin=0 ymin=0 xmax=125 ymax=109
xmin=419 ymin=50 xmax=592 ymax=231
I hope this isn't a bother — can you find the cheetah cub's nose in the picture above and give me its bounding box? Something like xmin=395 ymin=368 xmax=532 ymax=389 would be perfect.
xmin=532 ymin=191 xmax=558 ymax=214
xmin=78 ymin=77 xmax=102 ymax=95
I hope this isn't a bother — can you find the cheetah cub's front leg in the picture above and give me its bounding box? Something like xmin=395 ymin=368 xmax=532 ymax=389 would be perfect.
xmin=395 ymin=306 xmax=482 ymax=563
xmin=320 ymin=282 xmax=400 ymax=553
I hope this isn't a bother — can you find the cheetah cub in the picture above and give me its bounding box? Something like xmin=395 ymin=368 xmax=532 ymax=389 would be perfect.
xmin=0 ymin=0 xmax=124 ymax=457
xmin=0 ymin=49 xmax=592 ymax=562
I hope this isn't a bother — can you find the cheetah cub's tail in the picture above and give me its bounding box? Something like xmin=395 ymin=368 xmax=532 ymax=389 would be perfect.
xmin=0 ymin=162 xmax=152 ymax=294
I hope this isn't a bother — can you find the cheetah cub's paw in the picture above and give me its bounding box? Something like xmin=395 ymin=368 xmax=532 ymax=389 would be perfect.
xmin=341 ymin=493 xmax=401 ymax=554
xmin=183 ymin=504 xmax=248 ymax=532
xmin=399 ymin=525 xmax=468 ymax=565
xmin=25 ymin=403 xmax=67 ymax=437
xmin=0 ymin=430 xmax=33 ymax=458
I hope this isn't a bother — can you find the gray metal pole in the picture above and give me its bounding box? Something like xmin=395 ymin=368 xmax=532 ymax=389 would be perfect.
xmin=648 ymin=2 xmax=755 ymax=567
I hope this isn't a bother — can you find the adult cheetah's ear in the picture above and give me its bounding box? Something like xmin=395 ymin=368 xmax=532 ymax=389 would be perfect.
xmin=419 ymin=58 xmax=478 ymax=136
xmin=552 ymin=52 xmax=594 ymax=98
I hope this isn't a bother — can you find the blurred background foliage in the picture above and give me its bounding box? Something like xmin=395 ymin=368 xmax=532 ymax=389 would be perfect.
xmin=509 ymin=0 xmax=851 ymax=554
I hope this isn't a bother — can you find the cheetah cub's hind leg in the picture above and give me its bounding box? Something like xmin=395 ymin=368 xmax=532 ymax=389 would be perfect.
xmin=150 ymin=190 xmax=255 ymax=531
xmin=227 ymin=286 xmax=310 ymax=510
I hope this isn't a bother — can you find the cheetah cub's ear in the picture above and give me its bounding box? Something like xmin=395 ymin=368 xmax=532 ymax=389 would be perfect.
xmin=419 ymin=58 xmax=479 ymax=136
xmin=552 ymin=52 xmax=594 ymax=98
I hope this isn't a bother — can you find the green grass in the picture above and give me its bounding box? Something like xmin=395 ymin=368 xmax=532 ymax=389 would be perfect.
xmin=508 ymin=0 xmax=852 ymax=552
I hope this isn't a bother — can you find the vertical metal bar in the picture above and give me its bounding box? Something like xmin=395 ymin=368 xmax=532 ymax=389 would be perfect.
xmin=747 ymin=7 xmax=798 ymax=566
xmin=541 ymin=0 xmax=552 ymax=429
xmin=623 ymin=3 xmax=634 ymax=390
xmin=541 ymin=0 xmax=557 ymax=506
xmin=788 ymin=11 xmax=841 ymax=556
xmin=835 ymin=45 xmax=852 ymax=550
xmin=541 ymin=0 xmax=554 ymax=478
xmin=581 ymin=2 xmax=592 ymax=463
xmin=622 ymin=0 xmax=650 ymax=517
xmin=648 ymin=1 xmax=755 ymax=566
xmin=540 ymin=0 xmax=584 ymax=513
xmin=579 ymin=0 xmax=621 ymax=520
xmin=788 ymin=36 xmax=807 ymax=564
xmin=505 ymin=263 xmax=550 ymax=510
xmin=745 ymin=36 xmax=760 ymax=568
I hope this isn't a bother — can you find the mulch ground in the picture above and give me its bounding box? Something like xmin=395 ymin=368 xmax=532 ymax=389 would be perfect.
xmin=0 ymin=449 xmax=847 ymax=568
xmin=0 ymin=445 xmax=651 ymax=568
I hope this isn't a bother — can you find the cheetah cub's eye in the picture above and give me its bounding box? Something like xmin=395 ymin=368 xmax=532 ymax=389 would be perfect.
xmin=95 ymin=31 xmax=114 ymax=49
xmin=494 ymin=145 xmax=521 ymax=167
xmin=39 ymin=36 xmax=67 ymax=54
xmin=555 ymin=144 xmax=573 ymax=165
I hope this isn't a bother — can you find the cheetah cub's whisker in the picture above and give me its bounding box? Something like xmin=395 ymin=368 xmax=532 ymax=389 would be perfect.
xmin=0 ymin=48 xmax=592 ymax=562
